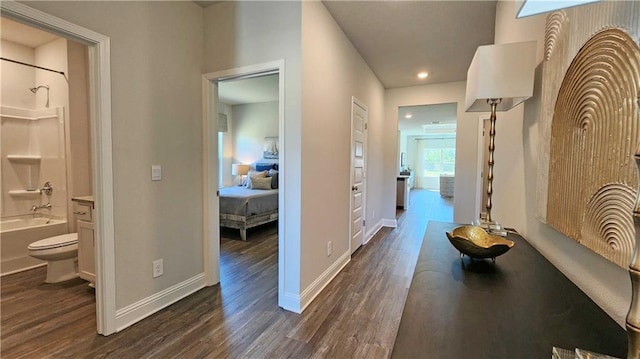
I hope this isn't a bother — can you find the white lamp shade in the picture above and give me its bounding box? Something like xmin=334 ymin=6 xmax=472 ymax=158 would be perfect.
xmin=465 ymin=41 xmax=537 ymax=112
xmin=515 ymin=0 xmax=600 ymax=18
xmin=231 ymin=164 xmax=250 ymax=176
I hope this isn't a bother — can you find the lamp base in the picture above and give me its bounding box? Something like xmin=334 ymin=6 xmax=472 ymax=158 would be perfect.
xmin=553 ymin=347 xmax=618 ymax=359
xmin=474 ymin=218 xmax=507 ymax=237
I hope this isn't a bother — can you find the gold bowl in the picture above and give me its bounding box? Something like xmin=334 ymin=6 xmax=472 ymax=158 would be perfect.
xmin=446 ymin=226 xmax=515 ymax=260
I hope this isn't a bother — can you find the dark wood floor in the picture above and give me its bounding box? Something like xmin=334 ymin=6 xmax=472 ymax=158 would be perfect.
xmin=1 ymin=189 xmax=452 ymax=358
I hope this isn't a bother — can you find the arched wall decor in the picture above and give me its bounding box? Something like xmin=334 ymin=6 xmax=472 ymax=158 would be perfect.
xmin=546 ymin=28 xmax=640 ymax=268
xmin=537 ymin=1 xmax=640 ymax=268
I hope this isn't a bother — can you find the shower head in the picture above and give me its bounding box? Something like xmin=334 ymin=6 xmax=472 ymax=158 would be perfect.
xmin=30 ymin=85 xmax=49 ymax=93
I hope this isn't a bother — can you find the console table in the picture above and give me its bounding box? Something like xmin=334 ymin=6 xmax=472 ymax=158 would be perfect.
xmin=391 ymin=221 xmax=626 ymax=358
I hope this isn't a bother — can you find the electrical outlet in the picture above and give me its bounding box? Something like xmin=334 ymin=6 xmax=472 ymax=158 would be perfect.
xmin=153 ymin=259 xmax=163 ymax=278
xmin=327 ymin=241 xmax=333 ymax=257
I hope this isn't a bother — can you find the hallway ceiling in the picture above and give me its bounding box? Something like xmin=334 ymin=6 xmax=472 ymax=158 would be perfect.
xmin=322 ymin=1 xmax=497 ymax=89
xmin=398 ymin=103 xmax=457 ymax=136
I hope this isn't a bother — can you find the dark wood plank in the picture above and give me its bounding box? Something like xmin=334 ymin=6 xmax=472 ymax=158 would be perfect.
xmin=1 ymin=189 xmax=452 ymax=358
xmin=392 ymin=221 xmax=627 ymax=358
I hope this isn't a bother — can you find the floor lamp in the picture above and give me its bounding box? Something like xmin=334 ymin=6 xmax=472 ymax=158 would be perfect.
xmin=465 ymin=41 xmax=537 ymax=228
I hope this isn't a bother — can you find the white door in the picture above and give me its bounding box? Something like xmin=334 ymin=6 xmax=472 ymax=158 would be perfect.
xmin=350 ymin=98 xmax=367 ymax=255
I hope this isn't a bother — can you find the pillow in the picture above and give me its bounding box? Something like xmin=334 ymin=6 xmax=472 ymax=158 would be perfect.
xmin=267 ymin=169 xmax=279 ymax=189
xmin=248 ymin=176 xmax=272 ymax=190
xmin=244 ymin=170 xmax=266 ymax=186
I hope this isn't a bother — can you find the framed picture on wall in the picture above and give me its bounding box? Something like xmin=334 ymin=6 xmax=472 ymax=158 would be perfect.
xmin=264 ymin=137 xmax=279 ymax=159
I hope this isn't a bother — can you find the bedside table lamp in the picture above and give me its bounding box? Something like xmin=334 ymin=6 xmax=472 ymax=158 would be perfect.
xmin=232 ymin=164 xmax=250 ymax=186
xmin=465 ymin=41 xmax=537 ymax=225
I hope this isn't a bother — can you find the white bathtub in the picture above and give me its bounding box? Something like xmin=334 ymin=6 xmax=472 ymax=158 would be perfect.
xmin=1 ymin=215 xmax=69 ymax=276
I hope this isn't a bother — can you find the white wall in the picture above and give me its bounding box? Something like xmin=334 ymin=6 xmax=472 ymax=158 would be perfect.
xmin=67 ymin=40 xmax=92 ymax=201
xmin=493 ymin=1 xmax=629 ymax=326
xmin=0 ymin=40 xmax=35 ymax=108
xmin=24 ymin=1 xmax=205 ymax=310
xmin=204 ymin=1 xmax=304 ymax=305
xmin=385 ymin=82 xmax=479 ymax=223
xmin=232 ymin=101 xmax=279 ymax=166
xmin=301 ymin=1 xmax=386 ymax=292
xmin=219 ymin=103 xmax=234 ymax=188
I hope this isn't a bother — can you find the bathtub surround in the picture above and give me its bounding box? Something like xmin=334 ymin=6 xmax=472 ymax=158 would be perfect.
xmin=1 ymin=24 xmax=92 ymax=275
xmin=1 ymin=106 xmax=67 ymax=219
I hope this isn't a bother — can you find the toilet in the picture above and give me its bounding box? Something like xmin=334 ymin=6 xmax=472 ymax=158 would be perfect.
xmin=28 ymin=233 xmax=78 ymax=283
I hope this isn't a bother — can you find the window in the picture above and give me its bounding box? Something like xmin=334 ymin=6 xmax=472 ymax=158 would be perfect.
xmin=423 ymin=148 xmax=456 ymax=176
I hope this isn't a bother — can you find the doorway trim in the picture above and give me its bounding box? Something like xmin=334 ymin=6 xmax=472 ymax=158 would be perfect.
xmin=349 ymin=96 xmax=368 ymax=253
xmin=2 ymin=2 xmax=117 ymax=335
xmin=202 ymin=60 xmax=286 ymax=304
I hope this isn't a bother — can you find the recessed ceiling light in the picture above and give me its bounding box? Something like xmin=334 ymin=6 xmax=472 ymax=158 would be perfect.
xmin=405 ymin=113 xmax=413 ymax=119
xmin=417 ymin=72 xmax=429 ymax=79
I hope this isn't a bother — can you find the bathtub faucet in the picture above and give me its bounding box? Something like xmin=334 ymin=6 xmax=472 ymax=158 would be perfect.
xmin=31 ymin=203 xmax=52 ymax=212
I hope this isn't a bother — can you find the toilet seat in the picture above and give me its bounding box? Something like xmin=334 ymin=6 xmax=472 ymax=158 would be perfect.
xmin=28 ymin=233 xmax=78 ymax=250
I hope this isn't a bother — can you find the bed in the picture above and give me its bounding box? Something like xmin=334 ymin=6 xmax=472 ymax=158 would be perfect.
xmin=219 ymin=186 xmax=278 ymax=241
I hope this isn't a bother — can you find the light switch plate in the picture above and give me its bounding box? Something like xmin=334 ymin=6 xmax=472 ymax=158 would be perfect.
xmin=151 ymin=165 xmax=162 ymax=181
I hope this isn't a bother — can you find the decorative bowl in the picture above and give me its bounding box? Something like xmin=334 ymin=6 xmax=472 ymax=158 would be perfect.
xmin=446 ymin=225 xmax=515 ymax=261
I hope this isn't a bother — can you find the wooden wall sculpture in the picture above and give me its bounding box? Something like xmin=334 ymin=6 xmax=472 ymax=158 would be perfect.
xmin=537 ymin=2 xmax=640 ymax=269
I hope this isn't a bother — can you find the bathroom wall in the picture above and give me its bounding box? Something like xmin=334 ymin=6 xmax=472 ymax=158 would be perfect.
xmin=0 ymin=40 xmax=36 ymax=109
xmin=231 ymin=101 xmax=279 ymax=167
xmin=66 ymin=40 xmax=92 ymax=232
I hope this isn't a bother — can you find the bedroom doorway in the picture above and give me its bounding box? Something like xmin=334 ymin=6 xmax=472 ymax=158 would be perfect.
xmin=202 ymin=60 xmax=285 ymax=310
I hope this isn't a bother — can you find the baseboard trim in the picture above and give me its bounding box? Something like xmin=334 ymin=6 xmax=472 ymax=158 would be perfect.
xmin=280 ymin=291 xmax=303 ymax=313
xmin=115 ymin=273 xmax=205 ymax=332
xmin=381 ymin=218 xmax=398 ymax=228
xmin=280 ymin=250 xmax=351 ymax=314
xmin=364 ymin=219 xmax=384 ymax=245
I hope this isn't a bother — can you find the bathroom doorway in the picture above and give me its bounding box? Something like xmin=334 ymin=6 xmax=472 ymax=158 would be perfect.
xmin=1 ymin=1 xmax=116 ymax=335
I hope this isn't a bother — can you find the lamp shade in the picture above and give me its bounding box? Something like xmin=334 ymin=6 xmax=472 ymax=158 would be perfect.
xmin=515 ymin=0 xmax=600 ymax=18
xmin=231 ymin=164 xmax=250 ymax=176
xmin=465 ymin=41 xmax=537 ymax=112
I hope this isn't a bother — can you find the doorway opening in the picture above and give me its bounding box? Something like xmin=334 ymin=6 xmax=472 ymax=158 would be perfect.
xmin=217 ymin=73 xmax=281 ymax=300
xmin=396 ymin=103 xmax=456 ymax=222
xmin=1 ymin=1 xmax=115 ymax=335
xmin=202 ymin=60 xmax=285 ymax=309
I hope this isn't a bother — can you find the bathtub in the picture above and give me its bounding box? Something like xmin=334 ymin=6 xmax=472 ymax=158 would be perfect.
xmin=1 ymin=215 xmax=68 ymax=276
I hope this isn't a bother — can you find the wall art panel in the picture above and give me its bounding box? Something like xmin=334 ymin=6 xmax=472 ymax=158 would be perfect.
xmin=538 ymin=2 xmax=640 ymax=268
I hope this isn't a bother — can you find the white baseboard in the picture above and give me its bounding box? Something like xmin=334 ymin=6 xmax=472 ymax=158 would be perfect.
xmin=381 ymin=218 xmax=398 ymax=228
xmin=115 ymin=273 xmax=205 ymax=332
xmin=280 ymin=291 xmax=303 ymax=313
xmin=364 ymin=219 xmax=384 ymax=245
xmin=280 ymin=250 xmax=351 ymax=314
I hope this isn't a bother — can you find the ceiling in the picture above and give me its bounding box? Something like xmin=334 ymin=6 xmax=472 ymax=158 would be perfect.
xmin=1 ymin=17 xmax=59 ymax=48
xmin=322 ymin=1 xmax=497 ymax=89
xmin=4 ymin=1 xmax=497 ymax=100
xmin=398 ymin=103 xmax=457 ymax=136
